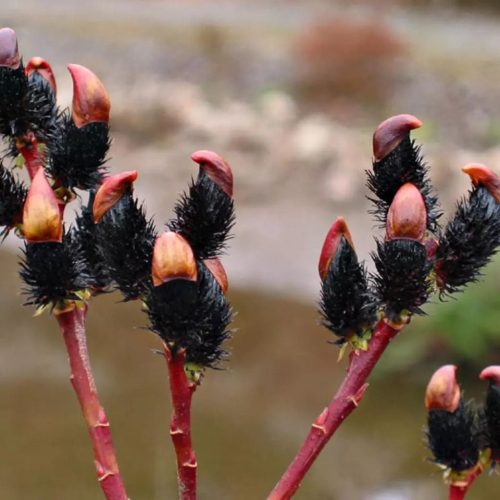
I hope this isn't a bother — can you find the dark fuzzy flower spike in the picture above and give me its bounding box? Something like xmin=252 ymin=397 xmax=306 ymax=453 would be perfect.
xmin=167 ymin=170 xmax=235 ymax=260
xmin=427 ymin=401 xmax=481 ymax=471
xmin=95 ymin=190 xmax=156 ymax=300
xmin=372 ymin=238 xmax=432 ymax=322
xmin=0 ymin=161 xmax=27 ymax=236
xmin=367 ymin=135 xmax=441 ymax=231
xmin=0 ymin=64 xmax=29 ymax=137
xmin=435 ymin=186 xmax=500 ymax=295
xmin=19 ymin=234 xmax=91 ymax=309
xmin=146 ymin=262 xmax=232 ymax=367
xmin=320 ymin=237 xmax=376 ymax=343
xmin=47 ymin=112 xmax=110 ymax=190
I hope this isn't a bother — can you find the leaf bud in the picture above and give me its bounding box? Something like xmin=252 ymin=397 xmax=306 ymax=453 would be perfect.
xmin=425 ymin=365 xmax=460 ymax=413
xmin=373 ymin=114 xmax=422 ymax=161
xmin=191 ymin=150 xmax=233 ymax=197
xmin=479 ymin=365 xmax=500 ymax=385
xmin=0 ymin=27 xmax=20 ymax=69
xmin=25 ymin=57 xmax=57 ymax=94
xmin=203 ymin=257 xmax=228 ymax=294
xmin=462 ymin=163 xmax=500 ymax=203
xmin=318 ymin=217 xmax=354 ymax=280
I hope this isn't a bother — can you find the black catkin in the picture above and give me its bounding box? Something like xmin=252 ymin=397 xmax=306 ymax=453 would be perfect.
xmin=436 ymin=186 xmax=500 ymax=295
xmin=320 ymin=237 xmax=376 ymax=343
xmin=483 ymin=382 xmax=500 ymax=459
xmin=372 ymin=238 xmax=432 ymax=322
xmin=167 ymin=171 xmax=234 ymax=260
xmin=367 ymin=135 xmax=440 ymax=231
xmin=0 ymin=161 xmax=27 ymax=235
xmin=0 ymin=65 xmax=28 ymax=137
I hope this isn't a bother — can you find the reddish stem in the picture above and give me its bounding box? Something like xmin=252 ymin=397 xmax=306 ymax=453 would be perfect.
xmin=56 ymin=307 xmax=128 ymax=500
xmin=163 ymin=344 xmax=198 ymax=500
xmin=448 ymin=462 xmax=485 ymax=500
xmin=269 ymin=319 xmax=400 ymax=500
xmin=17 ymin=132 xmax=44 ymax=180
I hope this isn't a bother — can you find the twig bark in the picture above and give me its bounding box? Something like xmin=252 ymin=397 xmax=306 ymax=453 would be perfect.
xmin=163 ymin=344 xmax=198 ymax=500
xmin=56 ymin=306 xmax=128 ymax=500
xmin=269 ymin=319 xmax=400 ymax=500
xmin=17 ymin=132 xmax=44 ymax=180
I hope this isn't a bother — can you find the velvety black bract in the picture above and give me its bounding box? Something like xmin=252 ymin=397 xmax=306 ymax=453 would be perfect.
xmin=146 ymin=263 xmax=232 ymax=367
xmin=48 ymin=113 xmax=109 ymax=190
xmin=436 ymin=186 xmax=500 ymax=295
xmin=483 ymin=382 xmax=500 ymax=459
xmin=95 ymin=190 xmax=156 ymax=300
xmin=427 ymin=401 xmax=480 ymax=471
xmin=167 ymin=171 xmax=234 ymax=260
xmin=19 ymin=236 xmax=91 ymax=308
xmin=0 ymin=161 xmax=26 ymax=234
xmin=0 ymin=65 xmax=28 ymax=137
xmin=367 ymin=136 xmax=440 ymax=231
xmin=372 ymin=238 xmax=431 ymax=321
xmin=320 ymin=237 xmax=376 ymax=343
xmin=71 ymin=195 xmax=111 ymax=290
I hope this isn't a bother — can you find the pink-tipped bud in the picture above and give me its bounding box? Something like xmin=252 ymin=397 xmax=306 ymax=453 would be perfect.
xmin=191 ymin=150 xmax=233 ymax=197
xmin=204 ymin=257 xmax=228 ymax=294
xmin=386 ymin=183 xmax=427 ymax=242
xmin=152 ymin=232 xmax=198 ymax=287
xmin=462 ymin=163 xmax=500 ymax=203
xmin=23 ymin=169 xmax=63 ymax=243
xmin=0 ymin=27 xmax=20 ymax=69
xmin=480 ymin=366 xmax=500 ymax=386
xmin=373 ymin=114 xmax=422 ymax=161
xmin=93 ymin=170 xmax=138 ymax=223
xmin=67 ymin=64 xmax=110 ymax=128
xmin=425 ymin=365 xmax=461 ymax=412
xmin=25 ymin=57 xmax=57 ymax=94
xmin=318 ymin=217 xmax=354 ymax=280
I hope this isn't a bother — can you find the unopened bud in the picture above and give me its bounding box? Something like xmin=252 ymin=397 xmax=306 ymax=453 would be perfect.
xmin=386 ymin=183 xmax=427 ymax=242
xmin=0 ymin=27 xmax=20 ymax=69
xmin=373 ymin=114 xmax=422 ymax=162
xmin=191 ymin=150 xmax=233 ymax=197
xmin=23 ymin=169 xmax=62 ymax=243
xmin=152 ymin=232 xmax=197 ymax=287
xmin=425 ymin=365 xmax=460 ymax=412
xmin=25 ymin=57 xmax=57 ymax=94
xmin=318 ymin=217 xmax=354 ymax=280
xmin=480 ymin=365 xmax=500 ymax=385
xmin=462 ymin=163 xmax=500 ymax=203
xmin=67 ymin=64 xmax=110 ymax=128
xmin=93 ymin=170 xmax=138 ymax=223
xmin=204 ymin=257 xmax=228 ymax=294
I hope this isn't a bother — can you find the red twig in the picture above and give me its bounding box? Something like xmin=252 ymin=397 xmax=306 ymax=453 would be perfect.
xmin=269 ymin=319 xmax=400 ymax=500
xmin=448 ymin=459 xmax=487 ymax=500
xmin=163 ymin=344 xmax=198 ymax=500
xmin=56 ymin=306 xmax=128 ymax=500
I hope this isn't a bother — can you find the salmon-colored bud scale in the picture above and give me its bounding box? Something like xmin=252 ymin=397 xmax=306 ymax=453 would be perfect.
xmin=25 ymin=57 xmax=57 ymax=94
xmin=152 ymin=232 xmax=198 ymax=287
xmin=204 ymin=257 xmax=228 ymax=294
xmin=93 ymin=170 xmax=138 ymax=223
xmin=480 ymin=365 xmax=500 ymax=385
xmin=23 ymin=169 xmax=63 ymax=243
xmin=462 ymin=163 xmax=500 ymax=203
xmin=318 ymin=217 xmax=354 ymax=280
xmin=0 ymin=27 xmax=20 ymax=69
xmin=68 ymin=64 xmax=110 ymax=128
xmin=373 ymin=114 xmax=422 ymax=161
xmin=192 ymin=150 xmax=233 ymax=197
xmin=386 ymin=183 xmax=427 ymax=242
xmin=425 ymin=365 xmax=461 ymax=412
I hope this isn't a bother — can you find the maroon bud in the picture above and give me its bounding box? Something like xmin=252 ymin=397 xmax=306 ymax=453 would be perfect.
xmin=0 ymin=27 xmax=20 ymax=69
xmin=204 ymin=257 xmax=228 ymax=294
xmin=318 ymin=217 xmax=354 ymax=281
xmin=425 ymin=365 xmax=460 ymax=412
xmin=152 ymin=232 xmax=197 ymax=287
xmin=25 ymin=57 xmax=57 ymax=94
xmin=386 ymin=183 xmax=427 ymax=242
xmin=480 ymin=366 xmax=500 ymax=385
xmin=373 ymin=114 xmax=422 ymax=161
xmin=67 ymin=64 xmax=110 ymax=128
xmin=191 ymin=150 xmax=233 ymax=197
xmin=93 ymin=170 xmax=138 ymax=223
xmin=462 ymin=163 xmax=500 ymax=203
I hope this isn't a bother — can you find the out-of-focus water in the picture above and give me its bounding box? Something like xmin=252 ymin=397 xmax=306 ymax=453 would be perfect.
xmin=0 ymin=249 xmax=496 ymax=499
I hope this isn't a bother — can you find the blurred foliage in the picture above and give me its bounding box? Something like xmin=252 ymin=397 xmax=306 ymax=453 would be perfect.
xmin=381 ymin=255 xmax=500 ymax=374
xmin=292 ymin=16 xmax=405 ymax=112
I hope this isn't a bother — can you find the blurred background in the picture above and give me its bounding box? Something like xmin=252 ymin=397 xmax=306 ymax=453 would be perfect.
xmin=1 ymin=0 xmax=499 ymax=498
